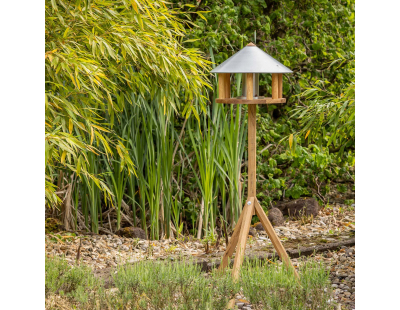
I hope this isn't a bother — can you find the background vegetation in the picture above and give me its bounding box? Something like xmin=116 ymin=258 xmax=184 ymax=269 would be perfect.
xmin=45 ymin=0 xmax=355 ymax=239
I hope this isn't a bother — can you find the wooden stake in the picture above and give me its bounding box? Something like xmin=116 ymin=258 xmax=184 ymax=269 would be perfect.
xmin=278 ymin=73 xmax=283 ymax=98
xmin=272 ymin=73 xmax=279 ymax=99
xmin=197 ymin=198 xmax=204 ymax=239
xmin=254 ymin=198 xmax=299 ymax=280
xmin=232 ymin=197 xmax=255 ymax=280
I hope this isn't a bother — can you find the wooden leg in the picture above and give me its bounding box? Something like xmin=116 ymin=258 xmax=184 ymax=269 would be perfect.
xmin=254 ymin=199 xmax=299 ymax=280
xmin=232 ymin=197 xmax=255 ymax=280
xmin=218 ymin=204 xmax=246 ymax=271
xmin=226 ymin=298 xmax=236 ymax=309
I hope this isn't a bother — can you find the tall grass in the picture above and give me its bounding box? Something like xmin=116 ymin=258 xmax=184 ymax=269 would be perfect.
xmin=188 ymin=106 xmax=220 ymax=238
xmin=82 ymin=152 xmax=102 ymax=234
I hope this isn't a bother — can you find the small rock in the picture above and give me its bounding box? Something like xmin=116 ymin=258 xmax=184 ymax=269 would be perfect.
xmin=346 ymin=249 xmax=353 ymax=256
xmin=254 ymin=223 xmax=264 ymax=231
xmin=115 ymin=227 xmax=147 ymax=240
xmin=268 ymin=208 xmax=285 ymax=226
xmin=106 ymin=287 xmax=119 ymax=295
xmin=236 ymin=302 xmax=244 ymax=309
xmin=274 ymin=198 xmax=320 ymax=218
xmin=248 ymin=227 xmax=257 ymax=237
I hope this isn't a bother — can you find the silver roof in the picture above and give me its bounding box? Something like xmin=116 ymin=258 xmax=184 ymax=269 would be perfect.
xmin=211 ymin=43 xmax=292 ymax=74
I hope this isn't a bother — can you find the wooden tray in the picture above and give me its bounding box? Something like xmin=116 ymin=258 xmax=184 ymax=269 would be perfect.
xmin=215 ymin=97 xmax=286 ymax=104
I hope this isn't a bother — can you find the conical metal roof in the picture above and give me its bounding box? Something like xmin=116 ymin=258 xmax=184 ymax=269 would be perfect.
xmin=211 ymin=43 xmax=292 ymax=74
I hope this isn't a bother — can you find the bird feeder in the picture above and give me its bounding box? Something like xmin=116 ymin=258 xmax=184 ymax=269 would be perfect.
xmin=211 ymin=43 xmax=299 ymax=281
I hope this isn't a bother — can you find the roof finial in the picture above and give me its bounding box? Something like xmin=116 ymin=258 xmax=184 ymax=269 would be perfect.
xmin=247 ymin=42 xmax=256 ymax=46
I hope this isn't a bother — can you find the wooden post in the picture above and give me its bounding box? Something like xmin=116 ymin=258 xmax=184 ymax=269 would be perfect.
xmin=247 ymin=74 xmax=256 ymax=198
xmin=218 ymin=73 xmax=230 ymax=99
xmin=278 ymin=73 xmax=283 ymax=98
xmin=247 ymin=73 xmax=257 ymax=216
xmin=218 ymin=74 xmax=225 ymax=99
xmin=272 ymin=73 xmax=279 ymax=99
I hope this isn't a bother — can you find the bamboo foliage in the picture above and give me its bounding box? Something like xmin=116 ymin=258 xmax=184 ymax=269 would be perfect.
xmin=45 ymin=1 xmax=249 ymax=239
xmin=290 ymin=79 xmax=355 ymax=155
xmin=45 ymin=0 xmax=211 ymax=207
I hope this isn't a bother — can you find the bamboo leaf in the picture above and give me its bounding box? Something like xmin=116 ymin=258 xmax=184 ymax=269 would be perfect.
xmin=76 ymin=155 xmax=82 ymax=175
xmin=131 ymin=0 xmax=139 ymax=14
xmin=61 ymin=151 xmax=67 ymax=164
xmin=68 ymin=119 xmax=73 ymax=134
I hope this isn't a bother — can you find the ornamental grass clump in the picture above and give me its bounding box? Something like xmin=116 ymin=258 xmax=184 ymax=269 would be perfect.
xmin=239 ymin=258 xmax=334 ymax=309
xmin=46 ymin=256 xmax=335 ymax=310
xmin=113 ymin=259 xmax=236 ymax=309
xmin=45 ymin=256 xmax=102 ymax=304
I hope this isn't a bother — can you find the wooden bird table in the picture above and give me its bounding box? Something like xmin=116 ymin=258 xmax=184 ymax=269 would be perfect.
xmin=216 ymin=72 xmax=299 ymax=281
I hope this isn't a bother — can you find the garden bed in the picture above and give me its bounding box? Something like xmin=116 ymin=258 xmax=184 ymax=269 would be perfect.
xmin=46 ymin=203 xmax=355 ymax=309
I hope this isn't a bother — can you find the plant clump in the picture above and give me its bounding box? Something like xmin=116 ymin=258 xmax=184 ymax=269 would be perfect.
xmin=45 ymin=256 xmax=335 ymax=310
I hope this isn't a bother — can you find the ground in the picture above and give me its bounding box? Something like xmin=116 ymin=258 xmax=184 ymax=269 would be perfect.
xmin=45 ymin=203 xmax=355 ymax=309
